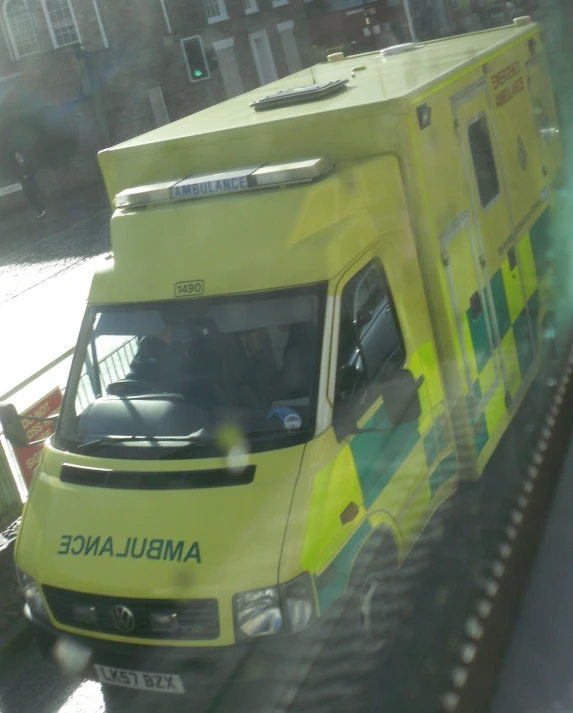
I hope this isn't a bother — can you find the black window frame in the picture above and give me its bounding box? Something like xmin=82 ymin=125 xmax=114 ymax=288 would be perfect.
xmin=181 ymin=35 xmax=211 ymax=83
xmin=55 ymin=283 xmax=328 ymax=459
xmin=333 ymin=259 xmax=406 ymax=435
xmin=467 ymin=113 xmax=500 ymax=210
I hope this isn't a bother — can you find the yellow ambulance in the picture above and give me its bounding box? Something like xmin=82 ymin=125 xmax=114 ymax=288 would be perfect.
xmin=3 ymin=16 xmax=561 ymax=705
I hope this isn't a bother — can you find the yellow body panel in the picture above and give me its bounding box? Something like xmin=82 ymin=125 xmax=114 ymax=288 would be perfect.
xmin=14 ymin=22 xmax=561 ymax=650
xmin=17 ymin=444 xmax=306 ymax=646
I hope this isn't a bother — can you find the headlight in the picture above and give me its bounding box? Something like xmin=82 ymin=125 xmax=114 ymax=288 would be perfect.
xmin=16 ymin=568 xmax=49 ymax=621
xmin=281 ymin=572 xmax=316 ymax=634
xmin=234 ymin=587 xmax=282 ymax=639
xmin=233 ymin=573 xmax=317 ymax=640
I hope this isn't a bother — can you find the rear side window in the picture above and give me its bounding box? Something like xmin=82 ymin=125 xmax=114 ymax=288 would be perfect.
xmin=468 ymin=114 xmax=500 ymax=208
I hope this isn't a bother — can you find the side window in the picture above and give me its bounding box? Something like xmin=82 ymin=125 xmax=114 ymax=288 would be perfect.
xmin=468 ymin=114 xmax=500 ymax=209
xmin=334 ymin=260 xmax=405 ymax=414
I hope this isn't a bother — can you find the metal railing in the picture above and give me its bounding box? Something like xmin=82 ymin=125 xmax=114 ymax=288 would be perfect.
xmin=0 ymin=337 xmax=138 ymax=528
xmin=76 ymin=338 xmax=137 ymax=411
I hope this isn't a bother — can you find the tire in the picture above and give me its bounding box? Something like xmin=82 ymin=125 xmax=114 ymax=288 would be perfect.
xmin=344 ymin=535 xmax=400 ymax=666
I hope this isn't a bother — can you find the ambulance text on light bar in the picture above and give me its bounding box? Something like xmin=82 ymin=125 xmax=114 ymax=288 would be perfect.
xmin=115 ymin=157 xmax=334 ymax=209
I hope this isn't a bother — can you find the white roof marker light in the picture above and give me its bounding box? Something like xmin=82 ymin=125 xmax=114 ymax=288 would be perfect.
xmin=115 ymin=157 xmax=334 ymax=209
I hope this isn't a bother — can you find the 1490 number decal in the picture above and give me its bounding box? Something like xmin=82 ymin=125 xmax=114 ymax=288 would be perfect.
xmin=174 ymin=280 xmax=204 ymax=298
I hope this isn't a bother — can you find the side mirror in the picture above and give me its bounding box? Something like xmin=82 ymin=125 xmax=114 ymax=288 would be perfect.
xmin=0 ymin=402 xmax=29 ymax=449
xmin=379 ymin=370 xmax=422 ymax=426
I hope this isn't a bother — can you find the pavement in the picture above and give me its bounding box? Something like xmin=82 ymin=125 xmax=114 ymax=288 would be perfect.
xmin=0 ymin=181 xmax=111 ymax=305
xmin=0 ymin=519 xmax=25 ymax=659
xmin=0 ymin=182 xmax=112 ymax=402
xmin=492 ymin=438 xmax=573 ymax=713
xmin=0 ymin=522 xmax=24 ymax=644
xmin=0 ymin=184 xmax=112 ymax=664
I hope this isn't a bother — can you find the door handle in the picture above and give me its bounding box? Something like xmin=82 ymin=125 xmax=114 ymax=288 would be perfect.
xmin=340 ymin=502 xmax=359 ymax=525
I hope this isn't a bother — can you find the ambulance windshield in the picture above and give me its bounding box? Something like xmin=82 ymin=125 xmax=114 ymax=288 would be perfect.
xmin=56 ymin=284 xmax=326 ymax=457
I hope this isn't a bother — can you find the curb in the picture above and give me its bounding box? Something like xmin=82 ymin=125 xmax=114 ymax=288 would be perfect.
xmin=439 ymin=348 xmax=573 ymax=713
xmin=0 ymin=617 xmax=31 ymax=659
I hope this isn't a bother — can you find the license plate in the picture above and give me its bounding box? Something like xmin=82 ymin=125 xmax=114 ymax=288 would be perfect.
xmin=95 ymin=664 xmax=185 ymax=693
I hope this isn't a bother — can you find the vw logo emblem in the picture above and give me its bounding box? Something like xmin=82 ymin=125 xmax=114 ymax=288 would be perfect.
xmin=110 ymin=605 xmax=135 ymax=633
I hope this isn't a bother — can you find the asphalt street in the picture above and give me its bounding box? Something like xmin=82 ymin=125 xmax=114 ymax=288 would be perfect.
xmin=0 ymin=187 xmax=111 ymax=402
xmin=492 ymin=437 xmax=573 ymax=713
xmin=0 ymin=189 xmax=111 ymax=713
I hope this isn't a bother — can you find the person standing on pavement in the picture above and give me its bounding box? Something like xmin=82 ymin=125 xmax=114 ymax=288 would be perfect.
xmin=12 ymin=152 xmax=46 ymax=218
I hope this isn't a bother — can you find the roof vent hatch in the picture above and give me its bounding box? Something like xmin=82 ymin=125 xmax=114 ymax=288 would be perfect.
xmin=250 ymin=79 xmax=349 ymax=111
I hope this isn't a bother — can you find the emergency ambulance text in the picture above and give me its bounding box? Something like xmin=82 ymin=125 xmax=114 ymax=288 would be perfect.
xmin=57 ymin=535 xmax=201 ymax=563
xmin=491 ymin=61 xmax=525 ymax=108
xmin=173 ymin=176 xmax=249 ymax=200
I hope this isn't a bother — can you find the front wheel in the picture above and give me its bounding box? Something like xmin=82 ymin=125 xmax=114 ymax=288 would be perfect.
xmin=357 ymin=568 xmax=398 ymax=656
xmin=345 ymin=537 xmax=400 ymax=665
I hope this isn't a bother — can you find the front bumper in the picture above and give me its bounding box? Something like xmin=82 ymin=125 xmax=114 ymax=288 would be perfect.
xmin=26 ymin=607 xmax=331 ymax=688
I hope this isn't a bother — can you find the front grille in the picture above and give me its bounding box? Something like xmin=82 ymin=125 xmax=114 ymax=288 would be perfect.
xmin=42 ymin=585 xmax=219 ymax=641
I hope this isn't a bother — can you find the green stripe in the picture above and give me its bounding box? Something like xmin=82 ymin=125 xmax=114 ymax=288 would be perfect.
xmin=467 ymin=306 xmax=492 ymax=374
xmin=435 ymin=412 xmax=448 ymax=454
xmin=528 ymin=289 xmax=541 ymax=346
xmin=429 ymin=452 xmax=458 ymax=497
xmin=513 ymin=306 xmax=535 ymax=379
xmin=490 ymin=268 xmax=511 ymax=340
xmin=314 ymin=519 xmax=372 ymax=613
xmin=350 ymin=405 xmax=420 ymax=510
xmin=468 ymin=379 xmax=488 ymax=456
xmin=529 ymin=207 xmax=551 ymax=280
xmin=423 ymin=424 xmax=438 ymax=468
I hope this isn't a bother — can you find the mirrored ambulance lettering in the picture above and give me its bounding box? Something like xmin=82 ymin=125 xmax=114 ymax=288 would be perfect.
xmin=57 ymin=535 xmax=201 ymax=563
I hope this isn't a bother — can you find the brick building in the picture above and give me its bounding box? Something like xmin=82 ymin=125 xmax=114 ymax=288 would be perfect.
xmin=0 ymin=0 xmax=314 ymax=210
xmin=89 ymin=0 xmax=315 ymax=144
xmin=304 ymin=0 xmax=408 ymax=53
xmin=303 ymin=0 xmax=454 ymax=51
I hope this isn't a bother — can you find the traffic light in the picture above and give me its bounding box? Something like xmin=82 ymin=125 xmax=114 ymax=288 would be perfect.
xmin=182 ymin=36 xmax=210 ymax=82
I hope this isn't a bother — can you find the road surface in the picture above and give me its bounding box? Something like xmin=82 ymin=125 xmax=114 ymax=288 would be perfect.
xmin=0 ymin=189 xmax=110 ymax=403
xmin=492 ymin=437 xmax=573 ymax=713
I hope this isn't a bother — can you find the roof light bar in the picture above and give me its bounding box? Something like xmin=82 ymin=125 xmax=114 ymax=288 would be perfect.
xmin=380 ymin=42 xmax=418 ymax=58
xmin=115 ymin=157 xmax=334 ymax=209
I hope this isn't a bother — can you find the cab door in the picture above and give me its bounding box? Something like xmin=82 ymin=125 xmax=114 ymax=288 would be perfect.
xmin=331 ymin=255 xmax=440 ymax=546
xmin=451 ymin=79 xmax=535 ymax=423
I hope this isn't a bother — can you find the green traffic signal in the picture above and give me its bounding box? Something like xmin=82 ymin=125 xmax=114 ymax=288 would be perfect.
xmin=184 ymin=36 xmax=210 ymax=82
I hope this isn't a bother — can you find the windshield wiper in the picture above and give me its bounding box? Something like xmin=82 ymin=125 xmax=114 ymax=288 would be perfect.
xmin=74 ymin=433 xmax=205 ymax=454
xmin=159 ymin=438 xmax=218 ymax=460
xmin=160 ymin=427 xmax=310 ymax=460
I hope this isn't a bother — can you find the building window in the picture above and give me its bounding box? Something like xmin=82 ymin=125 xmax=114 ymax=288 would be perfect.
xmin=272 ymin=0 xmax=288 ymax=6
xmin=203 ymin=0 xmax=228 ymax=23
xmin=3 ymin=0 xmax=39 ymax=58
xmin=277 ymin=20 xmax=302 ymax=74
xmin=249 ymin=29 xmax=278 ymax=86
xmin=467 ymin=113 xmax=500 ymax=209
xmin=42 ymin=0 xmax=79 ymax=48
xmin=243 ymin=0 xmax=258 ymax=14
